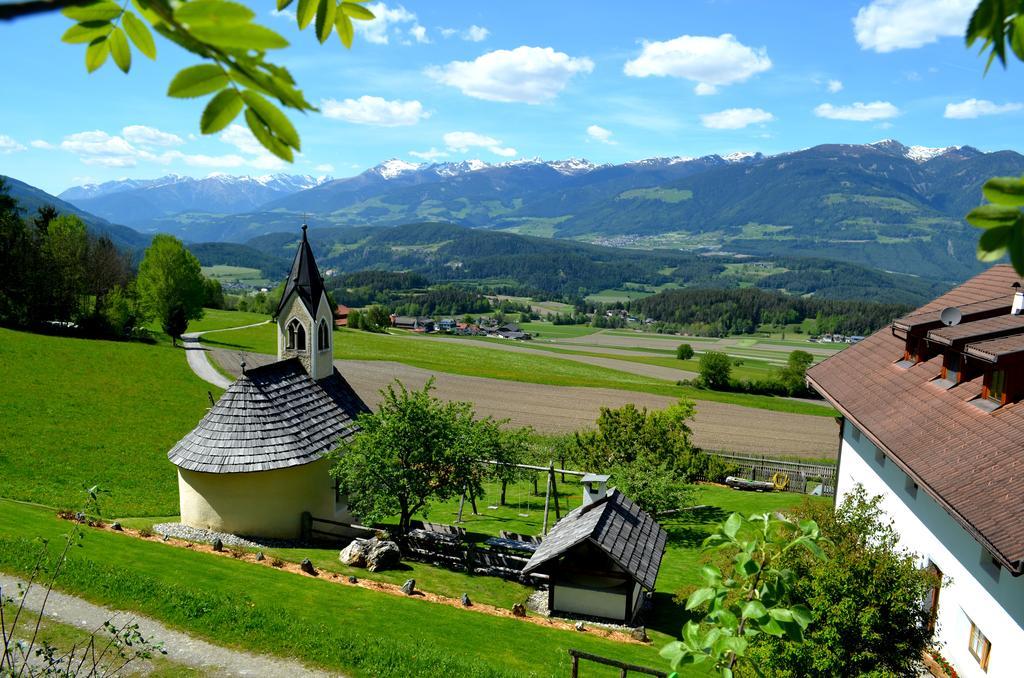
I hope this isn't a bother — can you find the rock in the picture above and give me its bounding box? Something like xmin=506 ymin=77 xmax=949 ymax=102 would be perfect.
xmin=461 ymin=593 xmax=472 ymax=607
xmin=512 ymin=603 xmax=527 ymax=617
xmin=212 ymin=538 xmax=223 ymax=552
xmin=110 ymin=522 xmax=122 ymax=531
xmin=75 ymin=512 xmax=85 ymax=522
xmin=339 ymin=538 xmax=370 ymax=567
xmin=630 ymin=626 xmax=649 ymax=642
xmin=401 ymin=578 xmax=416 ymax=595
xmin=347 ymin=576 xmax=358 ymax=584
xmin=300 ymin=558 xmax=316 ymax=575
xmin=255 ymin=551 xmax=265 ymax=561
xmin=575 ymin=621 xmax=586 ymax=632
xmin=366 ymin=539 xmax=401 ymax=572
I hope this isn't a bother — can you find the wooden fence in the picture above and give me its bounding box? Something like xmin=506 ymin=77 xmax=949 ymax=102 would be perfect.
xmin=568 ymin=649 xmax=667 ymax=677
xmin=695 ymin=453 xmax=837 ymax=497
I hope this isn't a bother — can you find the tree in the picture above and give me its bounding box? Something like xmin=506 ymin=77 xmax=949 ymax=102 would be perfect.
xmin=367 ymin=304 xmax=390 ymax=330
xmin=203 ymin=276 xmax=225 ymax=309
xmin=43 ymin=214 xmax=90 ymax=323
xmin=102 ymin=283 xmax=143 ymax=338
xmin=1 ymin=0 xmax=377 ymax=161
xmin=136 ymin=234 xmax=205 ymax=345
xmin=746 ymin=486 xmax=937 ymax=677
xmin=486 ymin=424 xmax=532 ymax=506
xmin=676 ymin=343 xmax=694 ymax=361
xmin=331 ymin=380 xmax=493 ymax=533
xmin=964 ymin=1 xmax=1024 ymax=272
xmin=661 ymin=512 xmax=827 ymax=676
xmin=33 ymin=204 xmax=58 ymax=233
xmin=699 ymin=351 xmax=733 ymax=390
xmin=778 ymin=350 xmax=814 ymax=396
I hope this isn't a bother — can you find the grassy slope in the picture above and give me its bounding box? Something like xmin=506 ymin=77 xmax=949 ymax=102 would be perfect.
xmin=187 ymin=308 xmax=269 ymax=333
xmin=0 ymin=328 xmax=219 ymax=516
xmin=205 ymin=324 xmax=835 ymax=416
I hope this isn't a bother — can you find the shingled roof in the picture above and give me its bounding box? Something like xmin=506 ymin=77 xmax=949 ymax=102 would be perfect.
xmin=276 ymin=224 xmax=327 ymax=317
xmin=522 ymin=489 xmax=668 ymax=590
xmin=807 ymin=264 xmax=1024 ymax=575
xmin=168 ymin=358 xmax=368 ymax=473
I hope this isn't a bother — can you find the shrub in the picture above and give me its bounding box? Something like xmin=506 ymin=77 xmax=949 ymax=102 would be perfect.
xmin=697 ymin=351 xmax=732 ymax=389
xmin=270 ymin=557 xmax=285 ymax=568
xmin=137 ymin=527 xmax=153 ymax=538
xmin=676 ymin=343 xmax=694 ymax=360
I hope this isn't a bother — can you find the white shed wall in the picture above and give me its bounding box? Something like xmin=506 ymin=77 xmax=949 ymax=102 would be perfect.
xmin=552 ymin=585 xmax=627 ymax=621
xmin=838 ymin=423 xmax=1024 ymax=678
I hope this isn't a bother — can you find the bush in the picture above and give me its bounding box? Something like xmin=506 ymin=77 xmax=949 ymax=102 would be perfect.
xmin=676 ymin=343 xmax=694 ymax=360
xmin=698 ymin=351 xmax=732 ymax=389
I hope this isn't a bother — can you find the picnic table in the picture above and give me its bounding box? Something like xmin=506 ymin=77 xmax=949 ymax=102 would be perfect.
xmin=484 ymin=536 xmax=538 ymax=553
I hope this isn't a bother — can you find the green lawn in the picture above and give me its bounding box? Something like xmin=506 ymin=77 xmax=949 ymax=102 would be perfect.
xmin=517 ymin=321 xmax=601 ymax=338
xmin=0 ymin=328 xmax=220 ymax=517
xmin=187 ymin=308 xmax=269 ymax=333
xmin=205 ymin=325 xmax=836 ymax=416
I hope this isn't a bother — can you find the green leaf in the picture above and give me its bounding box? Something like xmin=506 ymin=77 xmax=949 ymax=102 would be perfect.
xmin=296 ymin=0 xmax=317 ymax=30
xmin=335 ymin=12 xmax=354 ymax=47
xmin=63 ymin=2 xmax=122 ymax=22
xmin=200 ymin=89 xmax=244 ymax=133
xmin=174 ymin=0 xmax=255 ymax=26
xmin=1009 ymin=224 xmax=1024 ymax=274
xmin=790 ymin=604 xmax=813 ymax=629
xmin=244 ymin=108 xmax=293 ymax=162
xmin=768 ymin=607 xmax=794 ymax=623
xmin=967 ymin=203 xmax=1022 ymax=229
xmin=742 ymin=599 xmax=768 ymax=620
xmin=983 ymin=176 xmax=1024 ymax=206
xmin=277 ymin=0 xmax=294 ymax=9
xmin=1011 ymin=17 xmax=1024 ymax=61
xmin=122 ymin=12 xmax=156 ymax=59
xmin=340 ymin=2 xmax=374 ymax=20
xmin=977 ymin=224 xmax=1011 ymax=261
xmin=700 ymin=564 xmax=722 ymax=586
xmin=241 ymin=90 xmax=299 ymax=149
xmin=109 ymin=26 xmax=131 ymax=72
xmin=130 ymin=0 xmax=161 ymax=24
xmin=190 ymin=23 xmax=289 ymax=50
xmin=685 ymin=587 xmax=716 ymax=611
xmin=62 ymin=21 xmax=111 ymax=44
xmin=735 ymin=553 xmax=759 ymax=577
xmin=85 ymin=37 xmax=110 ymax=73
xmin=168 ymin=64 xmax=229 ymax=98
xmin=722 ymin=512 xmax=742 ymax=539
xmin=315 ymin=0 xmax=336 ymax=43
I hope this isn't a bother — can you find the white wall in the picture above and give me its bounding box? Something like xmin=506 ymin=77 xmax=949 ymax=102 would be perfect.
xmin=552 ymin=584 xmax=627 ymax=621
xmin=277 ymin=290 xmax=333 ymax=380
xmin=839 ymin=423 xmax=1024 ymax=678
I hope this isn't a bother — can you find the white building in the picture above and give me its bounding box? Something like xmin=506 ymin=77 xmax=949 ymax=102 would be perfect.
xmin=808 ymin=264 xmax=1024 ymax=677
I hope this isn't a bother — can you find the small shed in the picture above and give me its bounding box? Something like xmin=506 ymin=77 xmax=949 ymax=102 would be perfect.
xmin=522 ymin=482 xmax=667 ymax=623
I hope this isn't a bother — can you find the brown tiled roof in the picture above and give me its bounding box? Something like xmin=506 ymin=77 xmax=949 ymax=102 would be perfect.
xmin=965 ymin=334 xmax=1024 ymax=363
xmin=892 ymin=296 xmax=1009 ymax=334
xmin=807 ymin=264 xmax=1024 ymax=575
xmin=926 ymin=313 xmax=1024 ymax=347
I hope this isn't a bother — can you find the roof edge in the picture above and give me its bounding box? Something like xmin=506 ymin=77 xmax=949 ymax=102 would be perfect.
xmin=806 ymin=373 xmax=1023 ymax=577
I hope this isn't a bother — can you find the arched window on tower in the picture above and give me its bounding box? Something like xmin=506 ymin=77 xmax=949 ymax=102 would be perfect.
xmin=317 ymin=319 xmax=330 ymax=352
xmin=286 ymin=318 xmax=306 ymax=351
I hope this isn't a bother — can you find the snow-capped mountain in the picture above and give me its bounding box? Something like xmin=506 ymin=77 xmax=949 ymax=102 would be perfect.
xmin=870 ymin=139 xmax=980 ymax=164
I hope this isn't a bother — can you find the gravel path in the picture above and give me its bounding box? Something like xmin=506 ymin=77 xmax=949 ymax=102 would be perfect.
xmin=182 ymin=321 xmax=271 ymax=389
xmin=210 ymin=349 xmax=837 ymax=458
xmin=0 ymin=573 xmax=338 ymax=677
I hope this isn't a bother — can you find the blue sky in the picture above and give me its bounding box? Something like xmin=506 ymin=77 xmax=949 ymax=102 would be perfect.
xmin=1 ymin=0 xmax=1022 ymax=194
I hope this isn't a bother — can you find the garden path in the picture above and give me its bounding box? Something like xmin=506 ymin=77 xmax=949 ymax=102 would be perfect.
xmin=0 ymin=573 xmax=339 ymax=677
xmin=182 ymin=321 xmax=271 ymax=389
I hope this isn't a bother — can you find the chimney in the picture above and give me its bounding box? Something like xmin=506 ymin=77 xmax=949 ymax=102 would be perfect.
xmin=581 ymin=474 xmax=610 ymax=506
xmin=1014 ymin=282 xmax=1024 ymax=316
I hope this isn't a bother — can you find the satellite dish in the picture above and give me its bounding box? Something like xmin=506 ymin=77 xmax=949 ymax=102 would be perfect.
xmin=940 ymin=307 xmax=962 ymax=327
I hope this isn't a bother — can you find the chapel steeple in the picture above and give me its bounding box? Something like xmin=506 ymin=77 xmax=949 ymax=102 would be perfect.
xmin=276 ymin=223 xmax=334 ymax=380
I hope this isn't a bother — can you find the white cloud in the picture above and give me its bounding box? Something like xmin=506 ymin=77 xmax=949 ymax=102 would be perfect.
xmin=359 ymin=3 xmax=425 ymax=45
xmin=270 ymin=8 xmax=295 ymax=20
xmin=443 ymin=131 xmax=516 ymax=157
xmin=122 ymin=125 xmax=183 ymax=147
xmin=465 ymin=25 xmax=488 ymax=41
xmin=30 ymin=140 xmax=54 ymax=149
xmin=426 ymin=46 xmax=594 ymax=104
xmin=0 ymin=135 xmax=26 ymax=154
xmin=853 ymin=0 xmax=975 ymax=52
xmin=813 ymin=101 xmax=900 ymax=121
xmin=944 ymin=98 xmax=1024 ymax=119
xmin=164 ymin=151 xmax=246 ymax=168
xmin=586 ymin=124 xmax=615 ymax=144
xmin=701 ymin=107 xmax=775 ymax=129
xmin=60 ymin=130 xmax=138 ymax=166
xmin=315 ymin=163 xmax=335 ymax=172
xmin=321 ymin=95 xmax=428 ymax=126
xmin=623 ymin=34 xmax=771 ymax=95
xmin=409 ymin=147 xmax=449 ymax=160
xmin=440 ymin=27 xmax=457 ymax=38
xmin=827 ymin=79 xmax=843 ymax=93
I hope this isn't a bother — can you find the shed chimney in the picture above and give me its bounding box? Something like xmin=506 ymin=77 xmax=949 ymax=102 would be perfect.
xmin=580 ymin=474 xmax=610 ymax=506
xmin=1013 ymin=282 xmax=1024 ymax=316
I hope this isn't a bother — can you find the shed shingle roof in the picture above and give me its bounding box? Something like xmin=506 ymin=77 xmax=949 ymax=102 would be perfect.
xmin=807 ymin=264 xmax=1024 ymax=575
xmin=168 ymin=358 xmax=368 ymax=473
xmin=522 ymin=490 xmax=668 ymax=590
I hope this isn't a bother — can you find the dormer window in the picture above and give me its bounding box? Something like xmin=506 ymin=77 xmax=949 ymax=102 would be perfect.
xmin=317 ymin=319 xmax=330 ymax=352
xmin=286 ymin=318 xmax=306 ymax=351
xmin=941 ymin=353 xmax=961 ymax=383
xmin=985 ymin=369 xmax=1006 ymax=404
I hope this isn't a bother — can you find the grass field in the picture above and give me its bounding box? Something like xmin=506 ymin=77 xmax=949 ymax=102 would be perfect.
xmin=200 ymin=265 xmax=270 ymax=287
xmin=0 ymin=328 xmax=219 ymax=517
xmin=206 ymin=324 xmax=835 ymax=416
xmin=187 ymin=308 xmax=269 ymax=333
xmin=516 ymin=321 xmax=601 ymax=338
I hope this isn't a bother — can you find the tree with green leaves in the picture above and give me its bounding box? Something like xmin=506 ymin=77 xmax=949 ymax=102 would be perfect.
xmin=661 ymin=512 xmax=827 ymax=677
xmin=964 ymin=1 xmax=1024 ymax=272
xmin=43 ymin=214 xmax=90 ymax=323
xmin=0 ymin=0 xmax=377 ymax=162
xmin=136 ymin=234 xmax=205 ymax=345
xmin=676 ymin=343 xmax=694 ymax=361
xmin=777 ymin=350 xmax=814 ymax=396
xmin=746 ymin=486 xmax=937 ymax=677
xmin=331 ymin=380 xmax=524 ymax=533
xmin=699 ymin=351 xmax=733 ymax=390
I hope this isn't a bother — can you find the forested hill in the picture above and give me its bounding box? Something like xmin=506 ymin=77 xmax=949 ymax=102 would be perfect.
xmin=633 ymin=287 xmax=909 ymax=336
